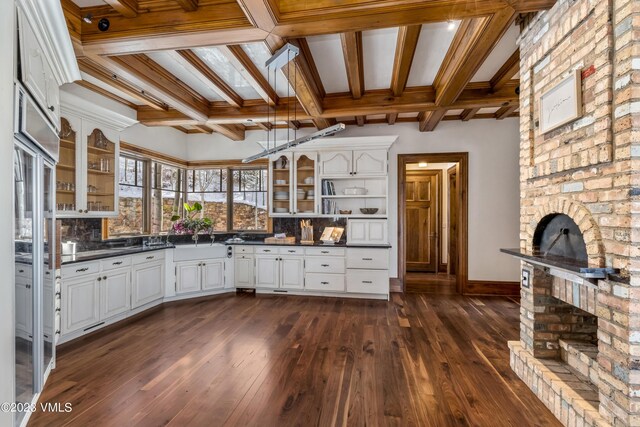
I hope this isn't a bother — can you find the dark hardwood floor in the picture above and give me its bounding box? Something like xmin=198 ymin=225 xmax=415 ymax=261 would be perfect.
xmin=29 ymin=293 xmax=559 ymax=427
xmin=405 ymin=272 xmax=457 ymax=294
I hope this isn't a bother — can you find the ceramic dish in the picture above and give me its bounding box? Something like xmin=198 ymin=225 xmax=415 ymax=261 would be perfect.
xmin=360 ymin=208 xmax=379 ymax=215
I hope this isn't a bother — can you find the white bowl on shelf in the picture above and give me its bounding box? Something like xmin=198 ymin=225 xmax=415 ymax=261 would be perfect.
xmin=274 ymin=207 xmax=288 ymax=213
xmin=303 ymin=177 xmax=314 ymax=184
xmin=343 ymin=187 xmax=367 ymax=195
xmin=274 ymin=191 xmax=289 ymax=200
xmin=275 ymin=180 xmax=287 ymax=185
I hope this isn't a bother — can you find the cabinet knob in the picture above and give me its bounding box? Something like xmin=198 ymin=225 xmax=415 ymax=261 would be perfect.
xmin=97 ymin=277 xmax=102 ymax=282
xmin=103 ymin=276 xmax=107 ymax=280
xmin=48 ymin=105 xmax=55 ymax=112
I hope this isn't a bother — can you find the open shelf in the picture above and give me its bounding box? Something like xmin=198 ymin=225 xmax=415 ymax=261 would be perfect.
xmin=87 ymin=145 xmax=114 ymax=155
xmin=57 ymin=164 xmax=75 ymax=171
xmin=87 ymin=169 xmax=114 ymax=175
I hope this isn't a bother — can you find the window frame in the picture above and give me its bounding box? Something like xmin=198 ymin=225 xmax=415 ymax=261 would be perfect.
xmin=104 ymin=154 xmax=270 ymax=239
xmin=105 ymin=155 xmax=150 ymax=237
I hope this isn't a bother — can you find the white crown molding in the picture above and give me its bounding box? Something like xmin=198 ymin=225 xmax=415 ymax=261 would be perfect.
xmin=16 ymin=0 xmax=81 ymax=85
xmin=61 ymin=90 xmax=138 ymax=131
xmin=258 ymin=135 xmax=398 ymax=151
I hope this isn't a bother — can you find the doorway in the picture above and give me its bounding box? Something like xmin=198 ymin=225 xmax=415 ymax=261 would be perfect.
xmin=398 ymin=153 xmax=468 ymax=294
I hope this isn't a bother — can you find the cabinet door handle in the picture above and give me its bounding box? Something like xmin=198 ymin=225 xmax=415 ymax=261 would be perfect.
xmin=321 ymin=251 xmax=329 ymax=254
xmin=76 ymin=267 xmax=88 ymax=272
xmin=362 ymin=258 xmax=373 ymax=261
xmin=48 ymin=105 xmax=55 ymax=112
xmin=288 ymin=250 xmax=295 ymax=253
xmin=146 ymin=256 xmax=154 ymax=260
xmin=112 ymin=261 xmax=123 ymax=265
xmin=18 ymin=269 xmax=24 ymax=273
xmin=55 ymin=329 xmax=60 ymax=335
xmin=263 ymin=249 xmax=271 ymax=252
xmin=55 ymin=292 xmax=61 ymax=297
xmin=321 ymin=281 xmax=329 ymax=285
xmin=362 ymin=280 xmax=373 ymax=284
xmin=321 ymin=264 xmax=329 ymax=267
xmin=26 ymin=284 xmax=31 ymax=289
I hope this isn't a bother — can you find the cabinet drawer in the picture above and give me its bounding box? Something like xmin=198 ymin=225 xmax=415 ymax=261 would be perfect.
xmin=346 ymin=270 xmax=389 ymax=294
xmin=280 ymin=247 xmax=304 ymax=255
xmin=132 ymin=251 xmax=165 ymax=265
xmin=62 ymin=261 xmax=100 ymax=279
xmin=347 ymin=248 xmax=389 ymax=270
xmin=101 ymin=256 xmax=132 ymax=271
xmin=305 ymin=257 xmax=345 ymax=273
xmin=305 ymin=273 xmax=345 ymax=292
xmin=255 ymin=246 xmax=279 ymax=254
xmin=305 ymin=247 xmax=346 ymax=257
xmin=15 ymin=264 xmax=32 ymax=278
xmin=235 ymin=246 xmax=254 ymax=254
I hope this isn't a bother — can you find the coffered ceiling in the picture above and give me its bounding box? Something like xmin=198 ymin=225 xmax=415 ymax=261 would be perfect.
xmin=61 ymin=0 xmax=555 ymax=140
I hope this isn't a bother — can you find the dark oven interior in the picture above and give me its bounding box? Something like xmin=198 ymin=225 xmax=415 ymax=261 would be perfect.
xmin=533 ymin=214 xmax=588 ymax=263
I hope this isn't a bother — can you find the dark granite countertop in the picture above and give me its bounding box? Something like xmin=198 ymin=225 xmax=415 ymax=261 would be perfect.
xmin=224 ymin=240 xmax=392 ymax=249
xmin=61 ymin=244 xmax=175 ymax=265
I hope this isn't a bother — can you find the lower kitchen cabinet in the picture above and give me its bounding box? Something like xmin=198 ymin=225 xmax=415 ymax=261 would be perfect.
xmin=15 ymin=277 xmax=33 ymax=337
xmin=175 ymin=259 xmax=225 ymax=294
xmin=131 ymin=261 xmax=164 ymax=309
xmin=100 ymin=267 xmax=131 ymax=319
xmin=62 ymin=274 xmax=100 ymax=335
xmin=234 ymin=254 xmax=255 ymax=288
xmin=256 ymin=254 xmax=304 ymax=290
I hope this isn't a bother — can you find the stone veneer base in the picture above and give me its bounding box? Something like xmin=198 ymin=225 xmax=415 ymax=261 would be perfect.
xmin=509 ymin=341 xmax=606 ymax=426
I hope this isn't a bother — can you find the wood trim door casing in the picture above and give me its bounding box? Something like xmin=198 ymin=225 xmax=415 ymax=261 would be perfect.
xmin=398 ymin=153 xmax=468 ymax=294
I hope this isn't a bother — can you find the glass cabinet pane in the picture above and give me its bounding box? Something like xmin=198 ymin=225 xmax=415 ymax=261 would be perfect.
xmin=56 ymin=117 xmax=76 ymax=213
xmin=86 ymin=128 xmax=116 ymax=213
xmin=272 ymin=155 xmax=291 ymax=215
xmin=295 ymin=154 xmax=315 ymax=215
xmin=14 ymin=146 xmax=35 ymax=426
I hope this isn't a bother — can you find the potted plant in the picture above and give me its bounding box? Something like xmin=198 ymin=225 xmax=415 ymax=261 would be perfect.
xmin=170 ymin=202 xmax=214 ymax=246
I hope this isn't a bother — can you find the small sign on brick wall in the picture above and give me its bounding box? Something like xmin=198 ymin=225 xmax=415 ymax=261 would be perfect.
xmin=538 ymin=69 xmax=583 ymax=134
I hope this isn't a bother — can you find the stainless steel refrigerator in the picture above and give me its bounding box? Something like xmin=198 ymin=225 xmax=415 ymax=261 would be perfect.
xmin=14 ymin=83 xmax=59 ymax=426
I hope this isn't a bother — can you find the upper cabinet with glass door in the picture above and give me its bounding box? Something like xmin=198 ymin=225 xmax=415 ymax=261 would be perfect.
xmin=270 ymin=153 xmax=293 ymax=216
xmin=84 ymin=122 xmax=118 ymax=216
xmin=56 ymin=116 xmax=80 ymax=214
xmin=294 ymin=153 xmax=317 ymax=216
xmin=56 ymin=114 xmax=120 ymax=217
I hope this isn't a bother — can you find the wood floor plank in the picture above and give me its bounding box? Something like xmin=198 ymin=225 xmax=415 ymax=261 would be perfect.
xmin=28 ymin=293 xmax=561 ymax=427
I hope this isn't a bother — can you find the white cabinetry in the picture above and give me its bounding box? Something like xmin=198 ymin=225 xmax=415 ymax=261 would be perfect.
xmin=235 ymin=250 xmax=255 ymax=288
xmin=100 ymin=268 xmax=130 ymax=319
xmin=319 ymin=149 xmax=387 ymax=177
xmin=18 ymin=10 xmax=60 ymax=128
xmin=255 ymin=247 xmax=304 ymax=290
xmin=304 ymin=247 xmax=346 ymax=293
xmin=62 ymin=274 xmax=100 ymax=334
xmin=176 ymin=259 xmax=225 ymax=294
xmin=131 ymin=261 xmax=164 ymax=309
xmin=346 ymin=248 xmax=390 ymax=295
xmin=15 ymin=278 xmax=33 ymax=338
xmin=347 ymin=219 xmax=389 ymax=245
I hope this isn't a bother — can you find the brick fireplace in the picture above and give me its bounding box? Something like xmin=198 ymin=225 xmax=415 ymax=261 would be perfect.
xmin=505 ymin=0 xmax=640 ymax=425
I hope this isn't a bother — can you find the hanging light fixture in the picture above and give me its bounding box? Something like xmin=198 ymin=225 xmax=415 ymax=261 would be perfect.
xmin=242 ymin=43 xmax=345 ymax=163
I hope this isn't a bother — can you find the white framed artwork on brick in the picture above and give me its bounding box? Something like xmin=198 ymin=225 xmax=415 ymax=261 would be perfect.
xmin=538 ymin=69 xmax=582 ymax=134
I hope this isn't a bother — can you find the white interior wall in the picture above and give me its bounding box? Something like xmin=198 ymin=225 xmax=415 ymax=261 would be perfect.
xmin=406 ymin=162 xmax=455 ymax=264
xmin=121 ymin=124 xmax=188 ymax=160
xmin=1 ymin=1 xmax=15 ymax=424
xmin=184 ymin=119 xmax=521 ymax=282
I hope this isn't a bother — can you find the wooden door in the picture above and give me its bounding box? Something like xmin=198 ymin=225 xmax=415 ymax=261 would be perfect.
xmin=405 ymin=170 xmax=440 ymax=272
xmin=448 ymin=165 xmax=458 ymax=275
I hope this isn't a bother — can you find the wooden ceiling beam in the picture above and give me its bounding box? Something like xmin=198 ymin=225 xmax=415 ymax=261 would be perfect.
xmin=192 ymin=124 xmax=213 ymax=134
xmin=137 ymin=82 xmax=519 ymax=126
xmin=460 ymin=108 xmax=480 ymax=121
xmin=418 ymin=109 xmax=447 ymax=132
xmin=340 ymin=32 xmax=365 ymax=99
xmin=255 ymin=122 xmax=273 ymax=131
xmin=78 ymin=57 xmax=167 ymax=111
xmin=236 ymin=0 xmax=278 ymax=31
xmin=391 ymin=25 xmax=421 ymax=97
xmin=167 ymin=50 xmax=244 ymax=108
xmin=209 ymin=124 xmax=246 ymax=141
xmin=103 ymin=0 xmax=137 ymax=18
xmin=172 ymin=126 xmax=189 ymax=133
xmin=281 ymin=38 xmax=332 ymax=129
xmin=495 ymin=104 xmax=518 ymax=119
xmin=490 ymin=49 xmax=519 ymax=91
xmin=104 ymin=54 xmax=210 ymax=121
xmin=218 ymin=45 xmax=278 ymax=106
xmin=175 ymin=0 xmax=198 ymax=12
xmin=386 ymin=113 xmax=398 ymax=125
xmin=79 ymin=3 xmax=267 ymax=55
xmin=288 ymin=120 xmax=301 ymax=130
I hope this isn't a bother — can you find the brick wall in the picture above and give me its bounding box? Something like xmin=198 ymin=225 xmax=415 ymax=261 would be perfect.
xmin=517 ymin=0 xmax=640 ymax=424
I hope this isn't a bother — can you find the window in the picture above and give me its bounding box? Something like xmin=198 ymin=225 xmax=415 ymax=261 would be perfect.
xmin=151 ymin=163 xmax=184 ymax=234
xmin=232 ymin=169 xmax=268 ymax=231
xmin=105 ymin=155 xmax=269 ymax=238
xmin=107 ymin=156 xmax=146 ymax=236
xmin=186 ymin=169 xmax=228 ymax=231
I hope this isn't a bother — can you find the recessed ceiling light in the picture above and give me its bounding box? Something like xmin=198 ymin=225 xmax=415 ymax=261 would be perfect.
xmin=447 ymin=20 xmax=456 ymax=31
xmin=418 ymin=162 xmax=428 ymax=168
